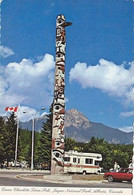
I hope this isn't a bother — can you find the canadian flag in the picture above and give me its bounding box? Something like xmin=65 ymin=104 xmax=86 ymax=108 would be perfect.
xmin=5 ymin=107 xmax=18 ymax=112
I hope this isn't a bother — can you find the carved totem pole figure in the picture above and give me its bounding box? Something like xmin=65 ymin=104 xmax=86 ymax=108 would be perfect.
xmin=51 ymin=15 xmax=72 ymax=174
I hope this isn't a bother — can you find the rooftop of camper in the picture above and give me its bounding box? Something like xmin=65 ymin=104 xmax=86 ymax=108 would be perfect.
xmin=65 ymin=150 xmax=102 ymax=159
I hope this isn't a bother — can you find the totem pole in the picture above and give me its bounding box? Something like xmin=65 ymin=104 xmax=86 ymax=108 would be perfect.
xmin=51 ymin=15 xmax=72 ymax=174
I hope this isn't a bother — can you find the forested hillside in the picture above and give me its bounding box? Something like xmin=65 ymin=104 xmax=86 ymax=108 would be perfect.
xmin=0 ymin=113 xmax=132 ymax=170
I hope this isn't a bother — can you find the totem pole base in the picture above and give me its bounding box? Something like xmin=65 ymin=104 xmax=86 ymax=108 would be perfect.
xmin=51 ymin=161 xmax=64 ymax=175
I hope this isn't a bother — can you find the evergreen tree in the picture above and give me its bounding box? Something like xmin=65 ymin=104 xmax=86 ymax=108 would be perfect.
xmin=35 ymin=104 xmax=53 ymax=167
xmin=0 ymin=112 xmax=133 ymax=170
xmin=0 ymin=117 xmax=6 ymax=163
xmin=64 ymin=137 xmax=76 ymax=151
xmin=19 ymin=129 xmax=31 ymax=163
xmin=4 ymin=113 xmax=20 ymax=165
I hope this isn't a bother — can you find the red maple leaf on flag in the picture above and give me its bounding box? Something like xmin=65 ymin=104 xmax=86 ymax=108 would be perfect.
xmin=5 ymin=107 xmax=18 ymax=112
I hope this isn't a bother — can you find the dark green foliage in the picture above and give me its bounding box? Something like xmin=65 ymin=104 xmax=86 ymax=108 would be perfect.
xmin=82 ymin=137 xmax=132 ymax=170
xmin=0 ymin=113 xmax=22 ymax=164
xmin=0 ymin=106 xmax=53 ymax=168
xmin=34 ymin=104 xmax=53 ymax=167
xmin=0 ymin=117 xmax=6 ymax=162
xmin=64 ymin=136 xmax=132 ymax=170
xmin=64 ymin=137 xmax=76 ymax=151
xmin=0 ymin=111 xmax=133 ymax=171
xmin=19 ymin=129 xmax=31 ymax=163
xmin=4 ymin=113 xmax=18 ymax=163
xmin=0 ymin=114 xmax=31 ymax=164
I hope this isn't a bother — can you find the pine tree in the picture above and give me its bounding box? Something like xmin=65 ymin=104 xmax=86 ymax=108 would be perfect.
xmin=64 ymin=137 xmax=76 ymax=151
xmin=35 ymin=105 xmax=53 ymax=168
xmin=0 ymin=117 xmax=6 ymax=163
xmin=19 ymin=129 xmax=31 ymax=163
xmin=4 ymin=113 xmax=21 ymax=165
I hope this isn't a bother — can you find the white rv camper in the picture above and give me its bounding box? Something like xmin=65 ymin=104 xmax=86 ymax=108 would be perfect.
xmin=64 ymin=150 xmax=102 ymax=174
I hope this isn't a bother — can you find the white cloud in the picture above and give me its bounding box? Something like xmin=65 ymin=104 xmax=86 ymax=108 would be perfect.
xmin=119 ymin=126 xmax=133 ymax=133
xmin=40 ymin=111 xmax=48 ymax=118
xmin=0 ymin=45 xmax=14 ymax=58
xmin=17 ymin=106 xmax=40 ymax=122
xmin=120 ymin=111 xmax=134 ymax=117
xmin=3 ymin=106 xmax=48 ymax=122
xmin=0 ymin=53 xmax=55 ymax=117
xmin=69 ymin=59 xmax=134 ymax=105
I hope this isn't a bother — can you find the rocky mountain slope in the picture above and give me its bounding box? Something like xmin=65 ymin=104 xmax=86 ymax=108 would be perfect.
xmin=64 ymin=109 xmax=132 ymax=144
xmin=19 ymin=108 xmax=133 ymax=144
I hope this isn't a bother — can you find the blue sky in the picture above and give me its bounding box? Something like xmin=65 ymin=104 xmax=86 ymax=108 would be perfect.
xmin=0 ymin=0 xmax=134 ymax=132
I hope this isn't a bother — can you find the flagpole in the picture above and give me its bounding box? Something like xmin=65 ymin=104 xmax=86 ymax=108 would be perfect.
xmin=31 ymin=117 xmax=35 ymax=171
xmin=14 ymin=116 xmax=19 ymax=167
xmin=30 ymin=108 xmax=45 ymax=170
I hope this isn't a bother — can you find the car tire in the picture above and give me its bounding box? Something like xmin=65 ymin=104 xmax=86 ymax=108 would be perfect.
xmin=97 ymin=170 xmax=100 ymax=175
xmin=83 ymin=171 xmax=86 ymax=175
xmin=107 ymin=175 xmax=114 ymax=182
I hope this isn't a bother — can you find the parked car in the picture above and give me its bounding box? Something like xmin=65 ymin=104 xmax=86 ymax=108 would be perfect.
xmin=104 ymin=168 xmax=133 ymax=182
xmin=35 ymin=163 xmax=50 ymax=170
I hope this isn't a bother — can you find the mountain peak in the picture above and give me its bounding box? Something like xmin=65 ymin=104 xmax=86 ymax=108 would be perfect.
xmin=67 ymin=108 xmax=81 ymax=115
xmin=65 ymin=108 xmax=91 ymax=129
xmin=18 ymin=108 xmax=132 ymax=144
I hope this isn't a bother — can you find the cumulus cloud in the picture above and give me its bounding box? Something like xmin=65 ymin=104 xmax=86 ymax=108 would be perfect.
xmin=0 ymin=53 xmax=55 ymax=117
xmin=120 ymin=111 xmax=134 ymax=117
xmin=17 ymin=106 xmax=41 ymax=122
xmin=0 ymin=45 xmax=14 ymax=58
xmin=119 ymin=126 xmax=133 ymax=133
xmin=69 ymin=59 xmax=134 ymax=105
xmin=3 ymin=106 xmax=48 ymax=122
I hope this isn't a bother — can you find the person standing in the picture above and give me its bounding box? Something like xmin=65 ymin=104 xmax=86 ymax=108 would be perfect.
xmin=114 ymin=162 xmax=118 ymax=172
xmin=114 ymin=162 xmax=120 ymax=172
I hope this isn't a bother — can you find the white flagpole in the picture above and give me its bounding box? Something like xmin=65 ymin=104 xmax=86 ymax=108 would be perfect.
xmin=14 ymin=116 xmax=19 ymax=167
xmin=31 ymin=117 xmax=35 ymax=171
xmin=14 ymin=105 xmax=20 ymax=167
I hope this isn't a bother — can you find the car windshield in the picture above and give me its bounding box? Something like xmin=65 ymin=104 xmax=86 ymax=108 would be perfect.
xmin=118 ymin=169 xmax=129 ymax=173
